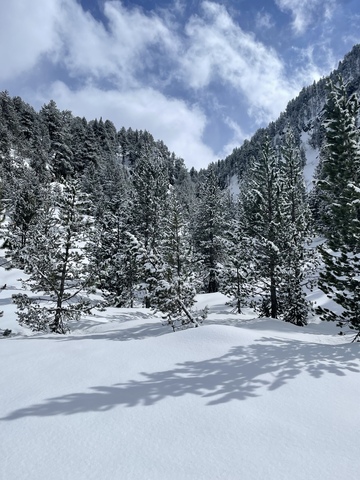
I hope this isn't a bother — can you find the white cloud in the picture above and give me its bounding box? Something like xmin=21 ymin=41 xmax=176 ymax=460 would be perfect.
xmin=275 ymin=0 xmax=336 ymax=35
xmin=41 ymin=81 xmax=217 ymax=169
xmin=255 ymin=11 xmax=274 ymax=30
xmin=219 ymin=117 xmax=249 ymax=159
xmin=55 ymin=0 xmax=179 ymax=86
xmin=293 ymin=45 xmax=337 ymax=85
xmin=180 ymin=1 xmax=299 ymax=124
xmin=0 ymin=0 xmax=63 ymax=81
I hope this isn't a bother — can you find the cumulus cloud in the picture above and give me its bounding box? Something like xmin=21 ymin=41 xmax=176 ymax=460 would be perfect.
xmin=275 ymin=0 xmax=336 ymax=35
xmin=0 ymin=0 xmax=63 ymax=81
xmin=42 ymin=81 xmax=217 ymax=169
xmin=180 ymin=1 xmax=298 ymax=124
xmin=55 ymin=0 xmax=179 ymax=86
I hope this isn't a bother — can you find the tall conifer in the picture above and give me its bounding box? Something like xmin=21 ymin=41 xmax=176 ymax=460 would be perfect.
xmin=316 ymin=76 xmax=360 ymax=339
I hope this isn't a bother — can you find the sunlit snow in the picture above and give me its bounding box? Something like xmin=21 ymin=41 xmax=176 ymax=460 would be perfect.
xmin=1 ymin=264 xmax=359 ymax=480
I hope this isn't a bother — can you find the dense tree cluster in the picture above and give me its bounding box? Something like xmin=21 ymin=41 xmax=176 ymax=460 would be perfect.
xmin=314 ymin=76 xmax=360 ymax=339
xmin=1 ymin=47 xmax=360 ymax=338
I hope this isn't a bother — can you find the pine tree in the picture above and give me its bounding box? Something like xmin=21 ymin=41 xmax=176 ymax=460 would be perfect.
xmin=40 ymin=101 xmax=74 ymax=179
xmin=11 ymin=181 xmax=94 ymax=333
xmin=131 ymin=146 xmax=168 ymax=249
xmin=221 ymin=199 xmax=253 ymax=314
xmin=90 ymin=179 xmax=140 ymax=309
xmin=130 ymin=145 xmax=169 ymax=307
xmin=241 ymin=132 xmax=314 ymax=324
xmin=315 ymin=76 xmax=360 ymax=339
xmin=277 ymin=130 xmax=313 ymax=326
xmin=241 ymin=137 xmax=282 ymax=318
xmin=143 ymin=188 xmax=202 ymax=329
xmin=316 ymin=76 xmax=360 ymax=243
xmin=193 ymin=165 xmax=227 ymax=293
xmin=0 ymin=181 xmax=5 ymax=322
xmin=5 ymin=169 xmax=49 ymax=266
xmin=0 ymin=91 xmax=18 ymax=144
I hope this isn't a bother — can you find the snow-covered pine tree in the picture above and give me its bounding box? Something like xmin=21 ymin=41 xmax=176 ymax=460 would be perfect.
xmin=0 ymin=91 xmax=18 ymax=152
xmin=241 ymin=137 xmax=283 ymax=318
xmin=91 ymin=204 xmax=140 ymax=308
xmin=193 ymin=164 xmax=227 ymax=293
xmin=4 ymin=168 xmax=49 ymax=267
xmin=131 ymin=146 xmax=168 ymax=250
xmin=130 ymin=145 xmax=169 ymax=307
xmin=0 ymin=181 xmax=5 ymax=320
xmin=11 ymin=180 xmax=94 ymax=334
xmin=40 ymin=100 xmax=74 ymax=180
xmin=143 ymin=187 xmax=202 ymax=330
xmin=315 ymin=76 xmax=360 ymax=340
xmin=0 ymin=173 xmax=5 ymax=227
xmin=220 ymin=197 xmax=253 ymax=314
xmin=277 ymin=129 xmax=314 ymax=326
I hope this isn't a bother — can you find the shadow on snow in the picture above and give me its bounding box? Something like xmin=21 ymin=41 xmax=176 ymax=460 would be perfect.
xmin=2 ymin=337 xmax=359 ymax=420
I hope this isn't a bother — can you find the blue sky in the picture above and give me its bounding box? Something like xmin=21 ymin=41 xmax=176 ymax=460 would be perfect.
xmin=0 ymin=0 xmax=360 ymax=169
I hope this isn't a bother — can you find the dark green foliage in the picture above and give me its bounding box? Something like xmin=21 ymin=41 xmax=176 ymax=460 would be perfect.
xmin=145 ymin=188 xmax=201 ymax=329
xmin=90 ymin=177 xmax=140 ymax=309
xmin=241 ymin=132 xmax=313 ymax=324
xmin=315 ymin=76 xmax=360 ymax=339
xmin=318 ymin=247 xmax=360 ymax=337
xmin=241 ymin=137 xmax=282 ymax=318
xmin=193 ymin=165 xmax=228 ymax=293
xmin=277 ymin=130 xmax=313 ymax=326
xmin=220 ymin=208 xmax=254 ymax=314
xmin=40 ymin=101 xmax=74 ymax=179
xmin=141 ymin=245 xmax=200 ymax=330
xmin=5 ymin=169 xmax=50 ymax=265
xmin=131 ymin=144 xmax=169 ymax=250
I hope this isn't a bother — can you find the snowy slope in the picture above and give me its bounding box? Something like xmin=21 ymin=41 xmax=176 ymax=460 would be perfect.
xmin=228 ymin=174 xmax=240 ymax=196
xmin=1 ymin=270 xmax=360 ymax=480
xmin=301 ymin=131 xmax=320 ymax=191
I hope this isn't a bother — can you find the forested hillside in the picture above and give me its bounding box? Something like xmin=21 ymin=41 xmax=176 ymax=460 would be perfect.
xmin=1 ymin=44 xmax=360 ymax=339
xmin=214 ymin=44 xmax=360 ymax=186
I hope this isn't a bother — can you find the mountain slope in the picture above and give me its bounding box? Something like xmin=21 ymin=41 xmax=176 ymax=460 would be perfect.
xmin=214 ymin=44 xmax=360 ymax=188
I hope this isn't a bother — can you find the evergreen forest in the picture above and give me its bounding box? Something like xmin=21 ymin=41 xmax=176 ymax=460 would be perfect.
xmin=2 ymin=45 xmax=360 ymax=340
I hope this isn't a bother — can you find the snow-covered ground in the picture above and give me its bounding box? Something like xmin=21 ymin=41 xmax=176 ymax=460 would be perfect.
xmin=1 ymin=267 xmax=360 ymax=480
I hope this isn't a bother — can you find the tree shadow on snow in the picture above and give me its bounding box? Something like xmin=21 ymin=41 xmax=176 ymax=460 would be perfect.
xmin=2 ymin=338 xmax=359 ymax=420
xmin=14 ymin=321 xmax=170 ymax=342
xmin=68 ymin=321 xmax=168 ymax=341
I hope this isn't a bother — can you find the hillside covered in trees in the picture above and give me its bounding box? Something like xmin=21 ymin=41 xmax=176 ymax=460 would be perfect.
xmin=2 ymin=44 xmax=360 ymax=339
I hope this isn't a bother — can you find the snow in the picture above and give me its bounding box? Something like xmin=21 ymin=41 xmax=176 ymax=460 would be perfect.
xmin=301 ymin=131 xmax=320 ymax=191
xmin=228 ymin=174 xmax=240 ymax=196
xmin=1 ymin=269 xmax=360 ymax=480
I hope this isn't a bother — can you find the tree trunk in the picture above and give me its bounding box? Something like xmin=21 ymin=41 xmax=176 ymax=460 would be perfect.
xmin=236 ymin=267 xmax=242 ymax=314
xmin=50 ymin=222 xmax=72 ymax=333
